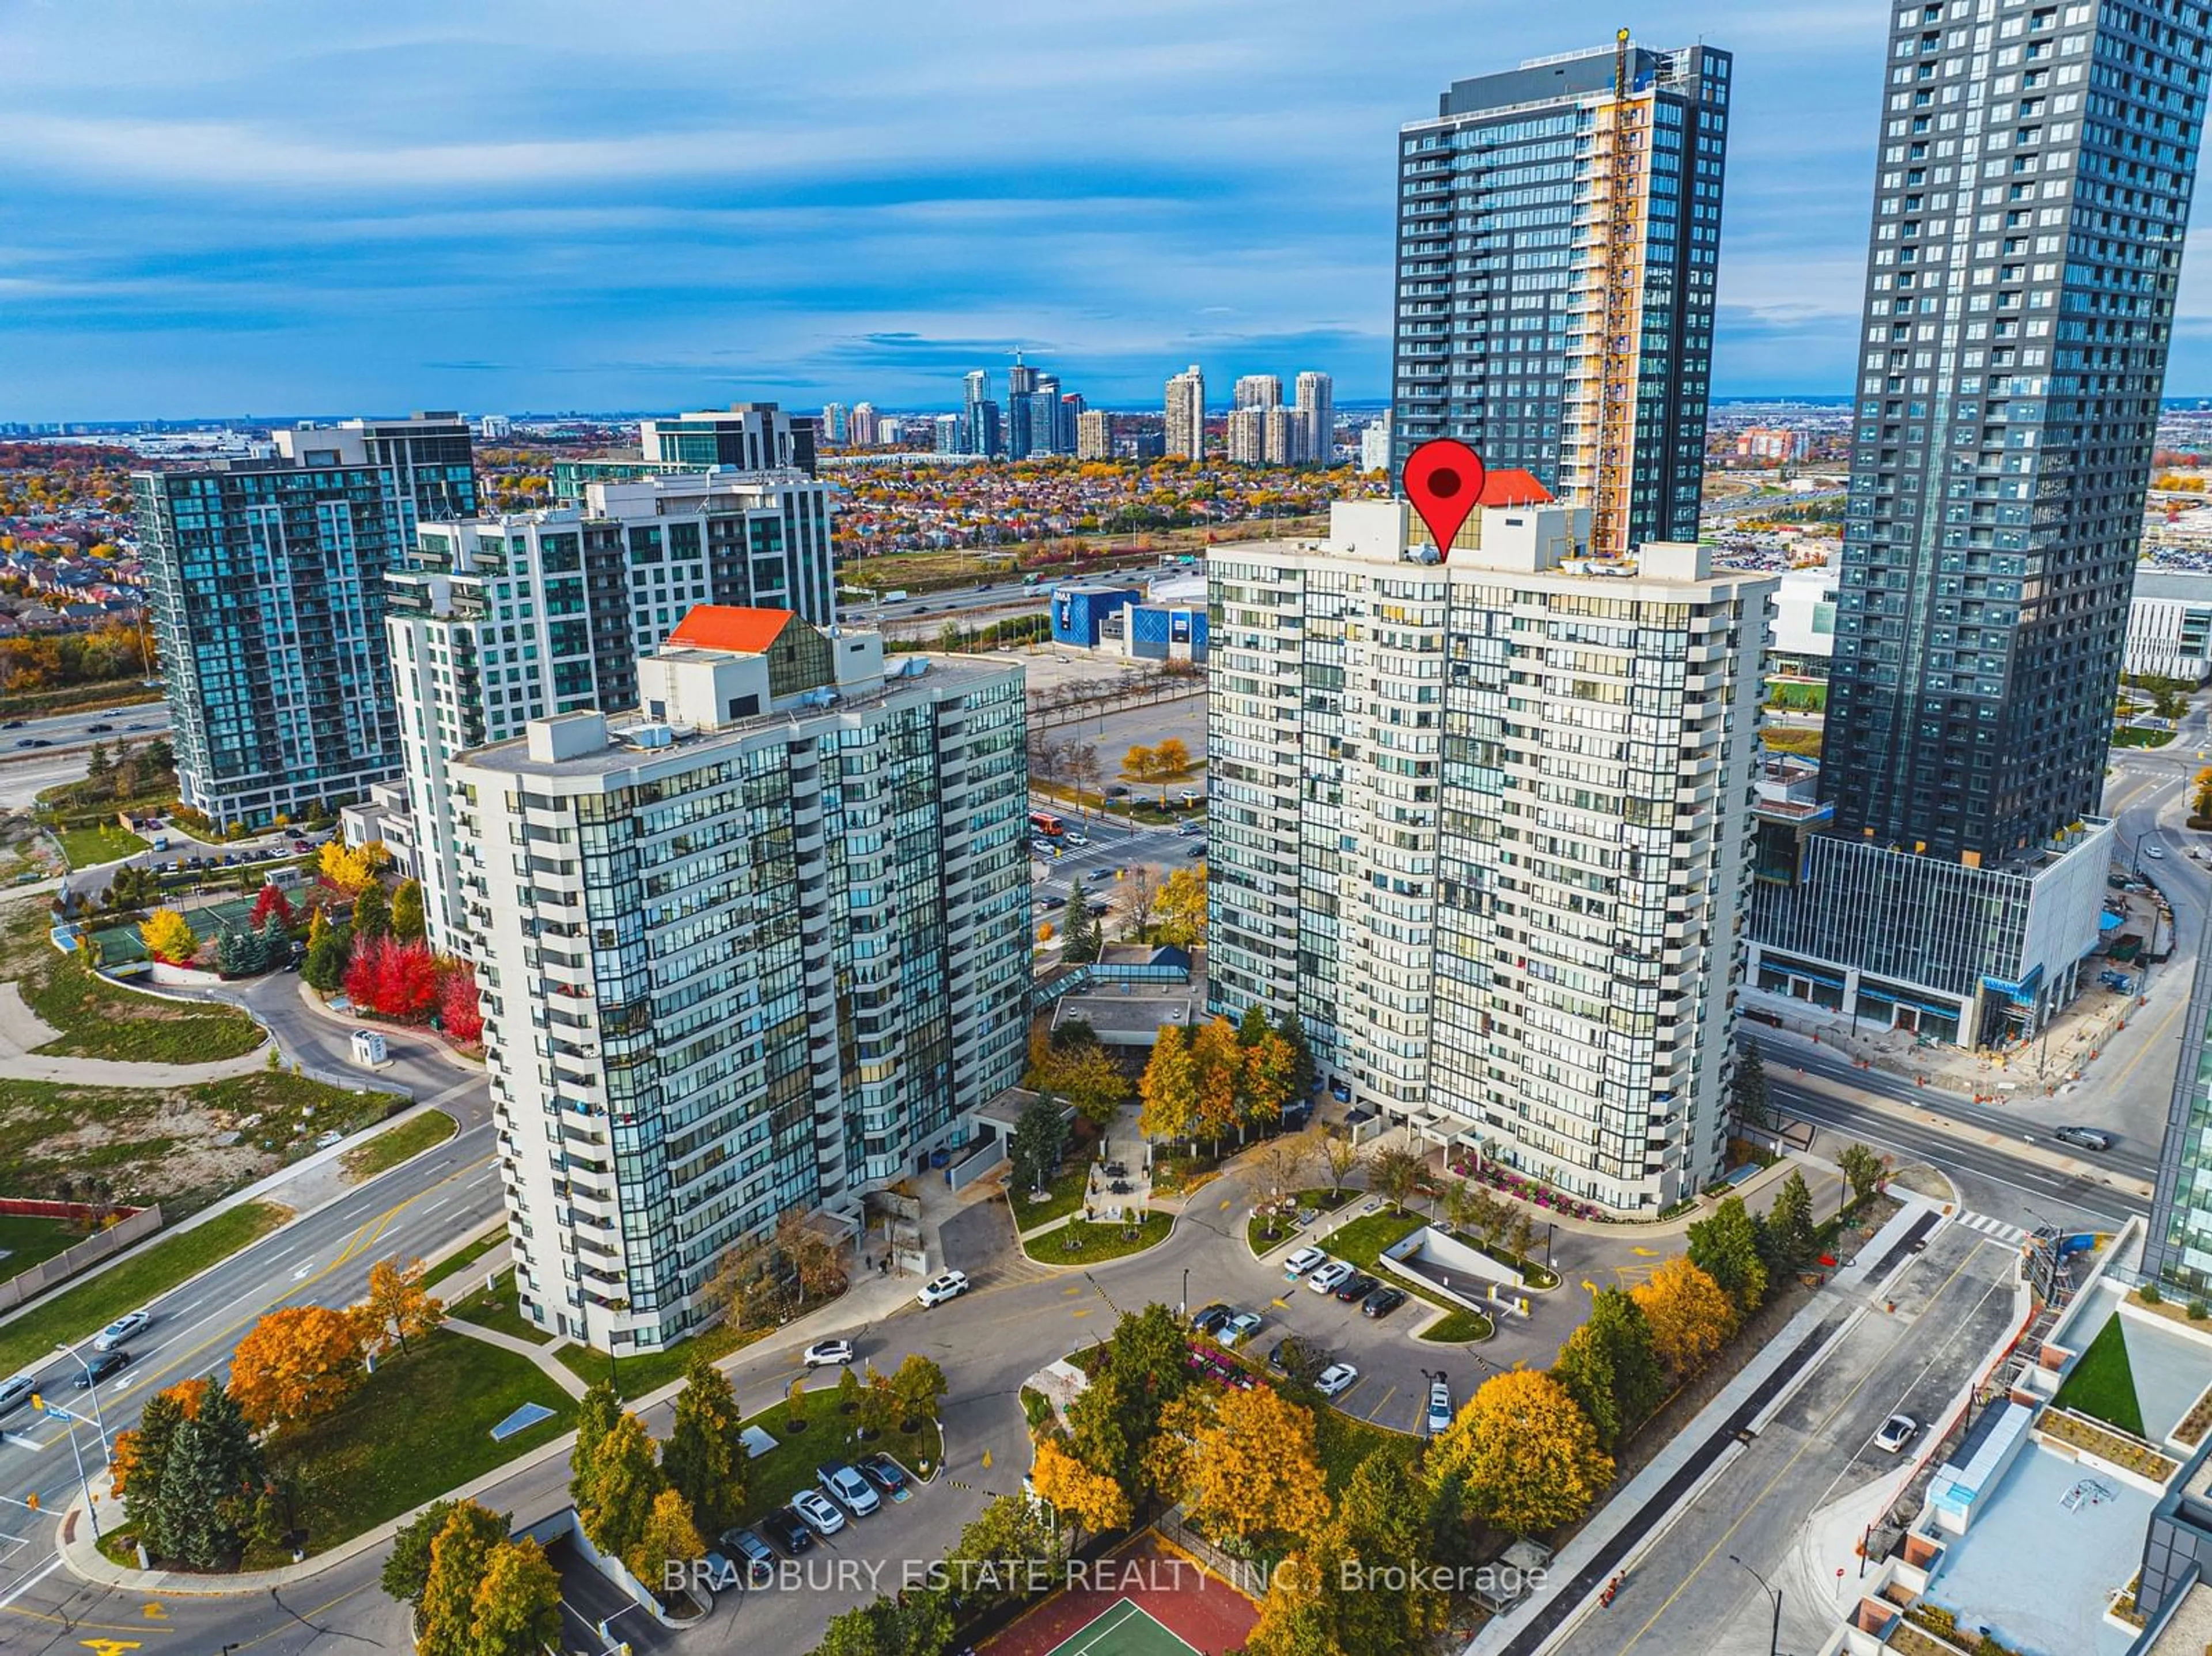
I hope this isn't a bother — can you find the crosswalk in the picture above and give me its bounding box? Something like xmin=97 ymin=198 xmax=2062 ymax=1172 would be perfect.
xmin=1955 ymin=1211 xmax=2029 ymax=1245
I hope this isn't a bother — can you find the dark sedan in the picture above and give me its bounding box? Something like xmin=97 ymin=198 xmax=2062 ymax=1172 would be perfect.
xmin=1361 ymin=1286 xmax=1408 ymax=1319
xmin=857 ymin=1452 xmax=909 ymax=1496
xmin=75 ymin=1349 xmax=131 ymax=1386
xmin=756 ymin=1507 xmax=815 ymax=1557
xmin=1333 ymin=1271 xmax=1380 ymax=1303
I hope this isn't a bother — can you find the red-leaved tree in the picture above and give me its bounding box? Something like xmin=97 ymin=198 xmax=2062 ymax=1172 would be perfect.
xmin=249 ymin=883 xmax=294 ymax=930
xmin=439 ymin=963 xmax=483 ymax=1044
xmin=343 ymin=935 xmax=441 ymax=1021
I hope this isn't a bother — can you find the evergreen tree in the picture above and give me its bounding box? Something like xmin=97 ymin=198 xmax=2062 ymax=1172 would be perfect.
xmin=569 ymin=1380 xmax=620 ymax=1509
xmin=1730 ymin=1041 xmax=1772 ymax=1131
xmin=1687 ymin=1194 xmax=1770 ymax=1313
xmin=118 ymin=1390 xmax=187 ymax=1554
xmin=1272 ymin=1007 xmax=1317 ymax=1098
xmin=662 ymin=1354 xmax=748 ymax=1537
xmin=1009 ymin=1093 xmax=1069 ymax=1196
xmin=1058 ymin=879 xmax=1102 ymax=964
xmin=1764 ymin=1169 xmax=1819 ymax=1275
xmin=302 ymin=919 xmax=351 ymax=992
xmin=256 ymin=912 xmax=290 ymax=972
xmin=156 ymin=1388 xmax=261 ymax=1570
xmin=381 ymin=1498 xmax=460 ymax=1608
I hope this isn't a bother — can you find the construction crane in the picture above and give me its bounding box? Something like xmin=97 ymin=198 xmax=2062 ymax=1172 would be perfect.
xmin=1590 ymin=26 xmax=1645 ymax=559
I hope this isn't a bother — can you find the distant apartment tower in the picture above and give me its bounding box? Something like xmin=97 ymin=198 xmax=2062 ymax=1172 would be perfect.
xmin=389 ymin=469 xmax=839 ymax=956
xmin=1207 ymin=496 xmax=1774 ymax=1210
xmin=1076 ymin=410 xmax=1113 ymax=460
xmin=1233 ymin=375 xmax=1283 ymax=409
xmin=1262 ymin=407 xmax=1302 ymax=466
xmin=849 ymin=403 xmax=878 ymax=446
xmin=1361 ymin=412 xmax=1393 ymax=474
xmin=1393 ymin=38 xmax=1730 ymax=553
xmin=134 ymin=415 xmax=478 ymax=827
xmin=1165 ymin=365 xmax=1206 ymax=460
xmin=1058 ymin=393 xmax=1084 ymax=454
xmin=962 ymin=371 xmax=1002 ymax=457
xmin=1733 ymin=427 xmax=1803 ymax=461
xmin=476 ymin=414 xmax=514 ymax=442
xmin=1225 ymin=408 xmax=1267 ymax=464
xmin=1295 ymin=372 xmax=1335 ymax=466
xmin=641 ymin=404 xmax=817 ymax=476
xmin=1750 ymin=0 xmax=2207 ymax=1049
xmin=454 ymin=612 xmax=1030 ymax=1350
xmin=933 ymin=414 xmax=963 ymax=455
xmin=821 ymin=403 xmax=850 ymax=445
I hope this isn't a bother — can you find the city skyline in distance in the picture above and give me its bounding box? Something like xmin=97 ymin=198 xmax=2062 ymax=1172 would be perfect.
xmin=12 ymin=0 xmax=2212 ymax=421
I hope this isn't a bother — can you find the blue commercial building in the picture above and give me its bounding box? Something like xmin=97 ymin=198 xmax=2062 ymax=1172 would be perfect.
xmin=1051 ymin=585 xmax=1143 ymax=648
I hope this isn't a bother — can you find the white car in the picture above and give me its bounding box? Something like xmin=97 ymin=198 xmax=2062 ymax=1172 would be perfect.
xmin=1222 ymin=1311 xmax=1264 ymax=1348
xmin=93 ymin=1312 xmax=150 ymax=1352
xmin=2146 ymin=843 xmax=2168 ymax=860
xmin=1283 ymin=1246 xmax=1328 ymax=1278
xmin=817 ymin=1461 xmax=881 ymax=1517
xmin=1874 ymin=1414 xmax=1920 ymax=1454
xmin=916 ymin=1270 xmax=970 ymax=1308
xmin=1426 ymin=1378 xmax=1454 ymax=1436
xmin=802 ymin=1339 xmax=854 ymax=1369
xmin=1315 ymin=1363 xmax=1361 ymax=1399
xmin=790 ymin=1489 xmax=847 ymax=1536
xmin=1063 ymin=831 xmax=1089 ymax=847
xmin=1308 ymin=1260 xmax=1356 ymax=1295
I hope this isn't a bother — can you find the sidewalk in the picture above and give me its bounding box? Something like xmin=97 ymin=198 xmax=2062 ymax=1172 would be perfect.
xmin=447 ymin=1316 xmax=589 ymax=1400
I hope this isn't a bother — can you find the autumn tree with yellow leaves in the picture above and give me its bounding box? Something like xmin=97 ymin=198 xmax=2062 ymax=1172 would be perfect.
xmin=1429 ymin=1369 xmax=1612 ymax=1536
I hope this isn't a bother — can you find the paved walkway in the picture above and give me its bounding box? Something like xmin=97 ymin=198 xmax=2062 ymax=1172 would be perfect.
xmin=0 ymin=979 xmax=272 ymax=1085
xmin=447 ymin=1316 xmax=589 ymax=1400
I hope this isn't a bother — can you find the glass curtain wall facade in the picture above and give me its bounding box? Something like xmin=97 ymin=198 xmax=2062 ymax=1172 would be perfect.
xmin=1821 ymin=0 xmax=2210 ymax=864
xmin=1392 ymin=41 xmax=1729 ymax=551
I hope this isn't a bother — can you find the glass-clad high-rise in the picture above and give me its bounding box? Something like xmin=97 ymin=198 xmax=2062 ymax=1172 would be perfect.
xmin=1392 ymin=38 xmax=1730 ymax=554
xmin=1821 ymin=0 xmax=2210 ymax=865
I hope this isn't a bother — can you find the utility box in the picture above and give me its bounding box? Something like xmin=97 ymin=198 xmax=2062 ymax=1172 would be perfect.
xmin=350 ymin=1028 xmax=388 ymax=1068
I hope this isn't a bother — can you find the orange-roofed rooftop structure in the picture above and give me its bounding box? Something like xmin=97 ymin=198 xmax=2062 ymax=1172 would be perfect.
xmin=665 ymin=604 xmax=797 ymax=656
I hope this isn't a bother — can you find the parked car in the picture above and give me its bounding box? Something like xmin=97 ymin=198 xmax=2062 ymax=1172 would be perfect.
xmin=916 ymin=1269 xmax=970 ymax=1307
xmin=2054 ymin=1126 xmax=2113 ymax=1152
xmin=856 ymin=1452 xmax=909 ymax=1496
xmin=1221 ymin=1310 xmax=1264 ymax=1348
xmin=757 ymin=1507 xmax=815 ymax=1556
xmin=1333 ymin=1271 xmax=1380 ymax=1303
xmin=2145 ymin=843 xmax=2168 ymax=859
xmin=1425 ymin=1377 xmax=1454 ymax=1435
xmin=0 ymin=1375 xmax=32 ymax=1415
xmin=698 ymin=1551 xmax=740 ymax=1593
xmin=1361 ymin=1286 xmax=1408 ymax=1319
xmin=1190 ymin=1302 xmax=1234 ymax=1335
xmin=817 ymin=1461 xmax=881 ymax=1517
xmin=1266 ymin=1336 xmax=1327 ymax=1380
xmin=93 ymin=1311 xmax=150 ymax=1352
xmin=802 ymin=1339 xmax=854 ymax=1369
xmin=790 ymin=1490 xmax=847 ymax=1536
xmin=719 ymin=1527 xmax=778 ymax=1584
xmin=1314 ymin=1362 xmax=1360 ymax=1400
xmin=1873 ymin=1414 xmax=1920 ymax=1454
xmin=75 ymin=1349 xmax=130 ymax=1386
xmin=1283 ymin=1246 xmax=1328 ymax=1278
xmin=1308 ymin=1261 xmax=1355 ymax=1295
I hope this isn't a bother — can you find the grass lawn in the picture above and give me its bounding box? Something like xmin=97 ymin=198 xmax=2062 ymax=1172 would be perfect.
xmin=0 ymin=1199 xmax=289 ymax=1378
xmin=265 ymin=1329 xmax=574 ymax=1562
xmin=423 ymin=1227 xmax=506 ymax=1290
xmin=1025 ymin=1212 xmax=1172 ymax=1264
xmin=1416 ymin=1309 xmax=1496 ymax=1344
xmin=1317 ymin=1206 xmax=1497 ymax=1335
xmin=449 ymin=1267 xmax=556 ymax=1346
xmin=1009 ymin=1164 xmax=1092 ymax=1236
xmin=339 ymin=1109 xmax=456 ymax=1184
xmin=555 ymin=1316 xmax=779 ymax=1401
xmin=2053 ymin=1312 xmax=2146 ymax=1437
xmin=0 ymin=1070 xmax=402 ymax=1217
xmin=14 ymin=927 xmax=264 ymax=1063
xmin=0 ymin=1211 xmax=86 ymax=1286
xmin=55 ymin=823 xmax=149 ymax=869
xmin=733 ymin=1399 xmax=944 ymax=1526
xmin=1310 ymin=1392 xmax=1422 ymax=1494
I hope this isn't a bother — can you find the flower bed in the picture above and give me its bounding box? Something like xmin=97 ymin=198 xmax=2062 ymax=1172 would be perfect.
xmin=2172 ymin=1383 xmax=2212 ymax=1450
xmin=1445 ymin=1157 xmax=1607 ymax=1222
xmin=2037 ymin=1407 xmax=2181 ymax=1486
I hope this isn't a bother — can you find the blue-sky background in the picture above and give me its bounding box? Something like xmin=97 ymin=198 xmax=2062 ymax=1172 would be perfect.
xmin=6 ymin=0 xmax=2211 ymax=420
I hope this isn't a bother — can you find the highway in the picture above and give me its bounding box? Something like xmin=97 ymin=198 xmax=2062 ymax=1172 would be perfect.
xmin=0 ymin=700 xmax=168 ymax=756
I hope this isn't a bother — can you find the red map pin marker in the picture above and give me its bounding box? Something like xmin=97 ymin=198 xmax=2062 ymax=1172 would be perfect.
xmin=1403 ymin=439 xmax=1487 ymax=558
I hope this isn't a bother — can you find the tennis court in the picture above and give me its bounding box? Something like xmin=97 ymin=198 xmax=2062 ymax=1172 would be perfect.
xmin=1037 ymin=1600 xmax=1198 ymax=1656
xmin=84 ymin=893 xmax=260 ymax=965
xmin=983 ymin=1533 xmax=1258 ymax=1656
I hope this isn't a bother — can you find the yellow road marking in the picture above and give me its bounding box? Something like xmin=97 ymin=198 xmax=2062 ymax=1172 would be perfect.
xmin=140 ymin=1603 xmax=165 ymax=1620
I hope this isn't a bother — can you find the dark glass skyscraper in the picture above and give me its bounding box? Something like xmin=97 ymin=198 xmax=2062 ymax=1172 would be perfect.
xmin=1822 ymin=0 xmax=2210 ymax=865
xmin=1392 ymin=38 xmax=1730 ymax=554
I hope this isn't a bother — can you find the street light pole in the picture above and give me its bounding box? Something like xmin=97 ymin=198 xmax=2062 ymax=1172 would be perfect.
xmin=1179 ymin=1268 xmax=1190 ymax=1319
xmin=54 ymin=1343 xmax=111 ymax=1461
xmin=1729 ymin=1555 xmax=1782 ymax=1656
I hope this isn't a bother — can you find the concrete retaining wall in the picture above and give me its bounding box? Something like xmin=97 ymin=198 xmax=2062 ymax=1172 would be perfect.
xmin=0 ymin=1203 xmax=162 ymax=1313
